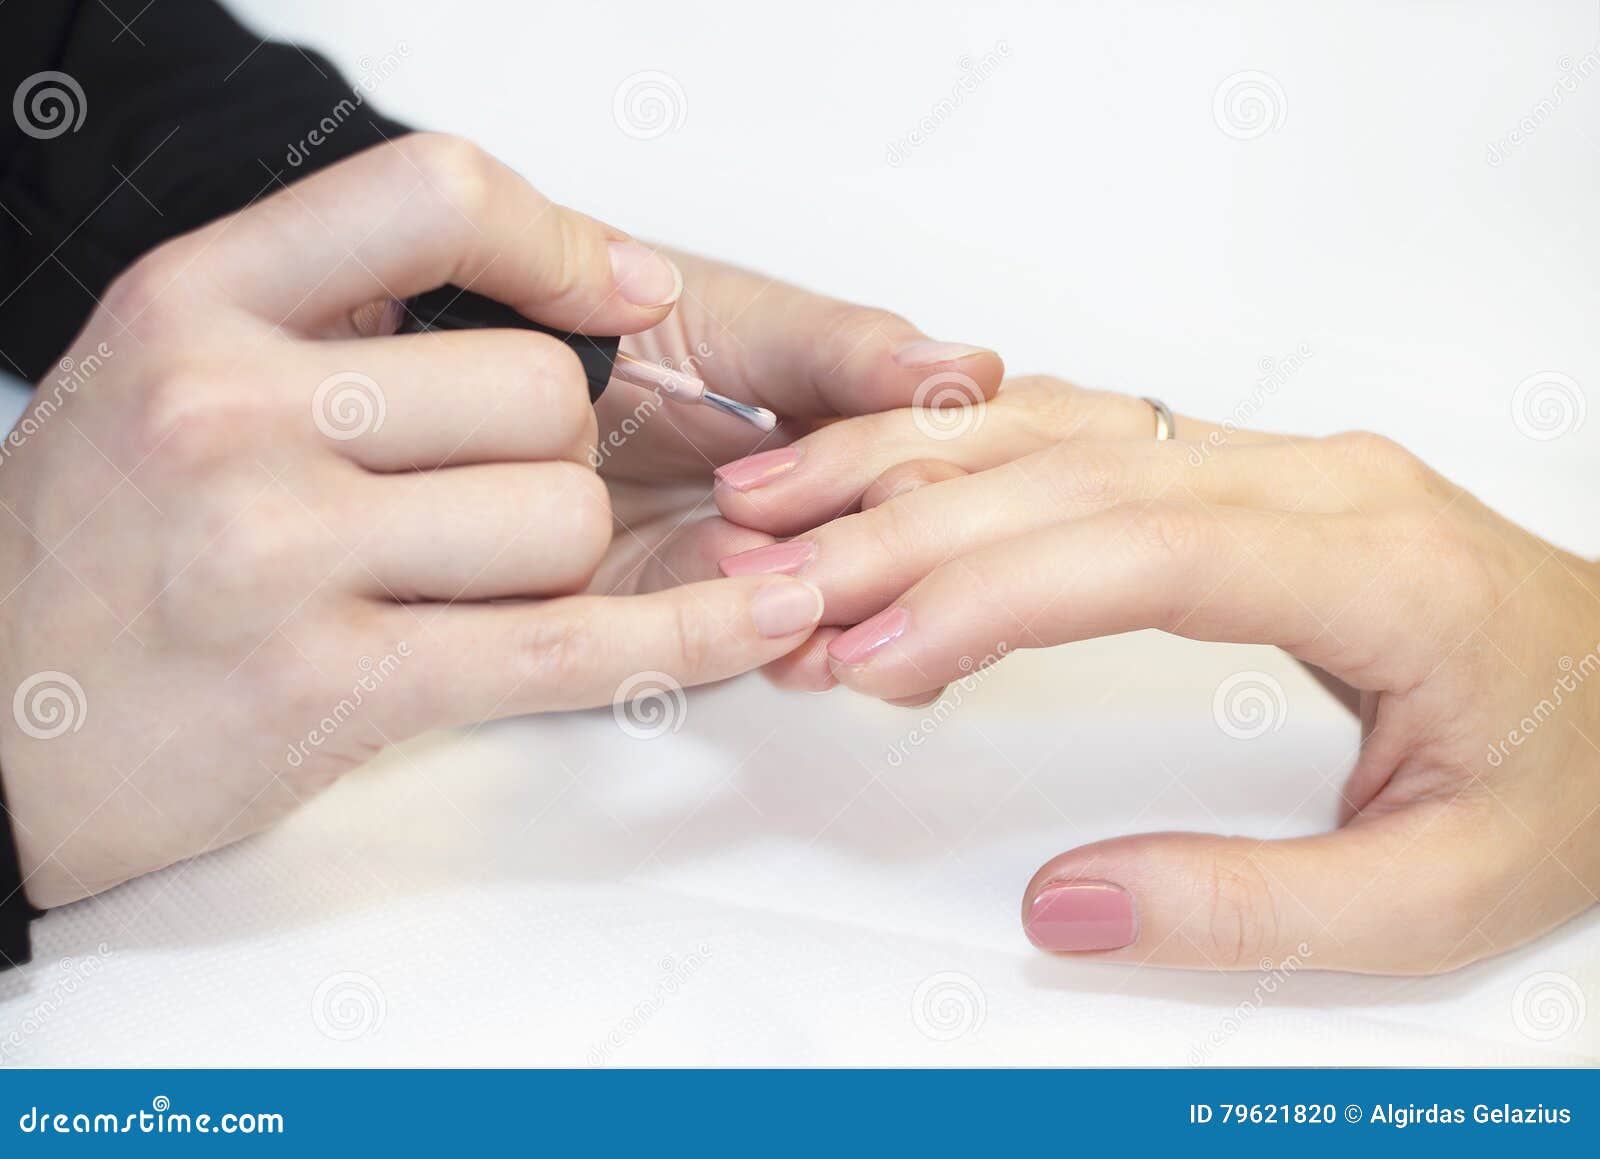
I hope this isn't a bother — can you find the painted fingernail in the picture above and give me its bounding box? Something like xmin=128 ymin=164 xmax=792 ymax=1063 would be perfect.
xmin=719 ymin=540 xmax=816 ymax=577
xmin=827 ymin=606 xmax=909 ymax=666
xmin=750 ymin=579 xmax=825 ymax=639
xmin=1024 ymin=882 xmax=1138 ymax=952
xmin=713 ymin=447 xmax=799 ymax=492
xmin=894 ymin=339 xmax=994 ymax=368
xmin=608 ymin=241 xmax=682 ymax=308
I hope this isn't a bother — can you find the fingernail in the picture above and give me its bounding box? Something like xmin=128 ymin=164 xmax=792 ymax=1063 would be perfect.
xmin=894 ymin=339 xmax=994 ymax=368
xmin=608 ymin=241 xmax=682 ymax=308
xmin=750 ymin=579 xmax=825 ymax=639
xmin=827 ymin=606 xmax=909 ymax=666
xmin=1024 ymin=882 xmax=1138 ymax=952
xmin=719 ymin=540 xmax=816 ymax=577
xmin=713 ymin=447 xmax=799 ymax=492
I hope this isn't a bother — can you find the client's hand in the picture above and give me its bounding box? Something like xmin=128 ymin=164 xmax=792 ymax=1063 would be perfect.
xmin=712 ymin=377 xmax=1600 ymax=974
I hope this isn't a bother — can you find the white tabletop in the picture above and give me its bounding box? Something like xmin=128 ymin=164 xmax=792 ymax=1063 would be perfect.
xmin=2 ymin=0 xmax=1597 ymax=1065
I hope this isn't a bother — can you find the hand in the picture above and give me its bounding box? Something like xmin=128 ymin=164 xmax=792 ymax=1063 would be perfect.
xmin=713 ymin=377 xmax=1600 ymax=973
xmin=0 ymin=135 xmax=827 ymax=908
xmin=585 ymin=248 xmax=1006 ymax=599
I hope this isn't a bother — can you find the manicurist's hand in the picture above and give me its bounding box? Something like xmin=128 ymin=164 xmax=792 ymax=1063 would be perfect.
xmin=714 ymin=376 xmax=1600 ymax=973
xmin=0 ymin=135 xmax=828 ymax=908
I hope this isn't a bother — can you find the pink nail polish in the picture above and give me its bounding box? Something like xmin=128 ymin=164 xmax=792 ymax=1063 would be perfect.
xmin=1024 ymin=882 xmax=1137 ymax=952
xmin=719 ymin=540 xmax=816 ymax=577
xmin=827 ymin=606 xmax=909 ymax=666
xmin=894 ymin=339 xmax=993 ymax=368
xmin=713 ymin=447 xmax=799 ymax=492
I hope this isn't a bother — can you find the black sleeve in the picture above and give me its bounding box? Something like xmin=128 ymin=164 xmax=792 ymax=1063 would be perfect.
xmin=0 ymin=0 xmax=412 ymax=383
xmin=0 ymin=0 xmax=413 ymax=972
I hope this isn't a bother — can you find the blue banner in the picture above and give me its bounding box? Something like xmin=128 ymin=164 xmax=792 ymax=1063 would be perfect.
xmin=1 ymin=1069 xmax=1594 ymax=1154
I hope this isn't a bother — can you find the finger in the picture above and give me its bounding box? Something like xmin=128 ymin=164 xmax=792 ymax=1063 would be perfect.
xmin=822 ymin=501 xmax=1427 ymax=701
xmin=609 ymin=515 xmax=774 ymax=596
xmin=393 ymin=574 xmax=825 ymax=726
xmin=721 ymin=440 xmax=1355 ymax=627
xmin=670 ymin=250 xmax=1003 ymax=419
xmin=1018 ymin=803 xmax=1507 ymax=973
xmin=348 ymin=462 xmax=611 ymax=601
xmin=189 ymin=133 xmax=681 ymax=334
xmin=305 ymin=330 xmax=595 ymax=469
xmin=713 ymin=382 xmax=1246 ymax=536
xmin=760 ymin=627 xmax=842 ymax=693
xmin=861 ymin=460 xmax=970 ymax=510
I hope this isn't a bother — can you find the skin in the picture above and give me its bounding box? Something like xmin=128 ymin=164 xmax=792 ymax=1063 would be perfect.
xmin=712 ymin=377 xmax=1600 ymax=974
xmin=0 ymin=134 xmax=1002 ymax=910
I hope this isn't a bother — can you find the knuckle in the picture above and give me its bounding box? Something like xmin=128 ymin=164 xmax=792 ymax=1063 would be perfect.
xmin=1117 ymin=501 xmax=1204 ymax=565
xmin=856 ymin=500 xmax=920 ymax=567
xmin=508 ymin=607 xmax=591 ymax=693
xmin=819 ymin=306 xmax=911 ymax=363
xmin=172 ymin=495 xmax=300 ymax=602
xmin=542 ymin=210 xmax=589 ymax=306
xmin=1325 ymin=430 xmax=1437 ymax=491
xmin=665 ymin=596 xmax=717 ymax=678
xmin=546 ymin=464 xmax=612 ymax=584
xmin=402 ymin=132 xmax=495 ymax=217
xmin=1201 ymin=853 xmax=1281 ymax=968
xmin=102 ymin=249 xmax=196 ymax=334
xmin=132 ymin=368 xmax=259 ymax=468
xmin=1039 ymin=444 xmax=1130 ymax=512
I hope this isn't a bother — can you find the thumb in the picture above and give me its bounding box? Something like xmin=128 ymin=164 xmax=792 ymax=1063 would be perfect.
xmin=1020 ymin=805 xmax=1487 ymax=974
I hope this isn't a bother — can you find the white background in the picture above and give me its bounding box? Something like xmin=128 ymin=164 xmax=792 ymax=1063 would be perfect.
xmin=2 ymin=0 xmax=1597 ymax=1064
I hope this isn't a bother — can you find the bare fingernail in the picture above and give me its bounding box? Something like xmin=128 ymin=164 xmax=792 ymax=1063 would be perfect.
xmin=894 ymin=339 xmax=994 ymax=368
xmin=750 ymin=579 xmax=824 ymax=638
xmin=1025 ymin=882 xmax=1138 ymax=952
xmin=713 ymin=447 xmax=799 ymax=492
xmin=827 ymin=606 xmax=908 ymax=666
xmin=608 ymin=241 xmax=682 ymax=308
xmin=720 ymin=540 xmax=816 ymax=577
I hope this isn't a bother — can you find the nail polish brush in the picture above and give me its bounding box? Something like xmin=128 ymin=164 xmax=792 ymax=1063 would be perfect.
xmin=398 ymin=286 xmax=777 ymax=431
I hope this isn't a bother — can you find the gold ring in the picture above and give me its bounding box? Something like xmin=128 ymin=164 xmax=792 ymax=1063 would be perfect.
xmin=1142 ymin=396 xmax=1174 ymax=441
